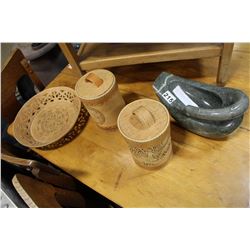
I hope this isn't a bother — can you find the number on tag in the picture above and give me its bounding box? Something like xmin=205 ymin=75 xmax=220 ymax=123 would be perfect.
xmin=162 ymin=91 xmax=176 ymax=104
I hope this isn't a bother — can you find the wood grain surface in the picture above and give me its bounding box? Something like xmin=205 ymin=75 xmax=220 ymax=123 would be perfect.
xmin=78 ymin=43 xmax=223 ymax=70
xmin=8 ymin=43 xmax=250 ymax=207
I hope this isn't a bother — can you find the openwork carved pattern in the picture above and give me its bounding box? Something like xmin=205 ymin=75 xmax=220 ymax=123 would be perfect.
xmin=13 ymin=87 xmax=88 ymax=149
xmin=40 ymin=104 xmax=89 ymax=150
xmin=130 ymin=136 xmax=171 ymax=166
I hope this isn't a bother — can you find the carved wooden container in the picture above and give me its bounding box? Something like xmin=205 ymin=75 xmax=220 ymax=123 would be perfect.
xmin=118 ymin=99 xmax=172 ymax=169
xmin=13 ymin=87 xmax=89 ymax=149
xmin=75 ymin=69 xmax=125 ymax=129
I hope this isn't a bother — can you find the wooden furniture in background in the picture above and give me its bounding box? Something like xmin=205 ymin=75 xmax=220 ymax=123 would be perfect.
xmin=59 ymin=43 xmax=234 ymax=84
xmin=1 ymin=48 xmax=45 ymax=123
xmin=216 ymin=43 xmax=234 ymax=83
xmin=59 ymin=43 xmax=83 ymax=77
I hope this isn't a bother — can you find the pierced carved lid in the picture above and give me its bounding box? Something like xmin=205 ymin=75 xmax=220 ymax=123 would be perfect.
xmin=118 ymin=99 xmax=170 ymax=142
xmin=75 ymin=69 xmax=115 ymax=100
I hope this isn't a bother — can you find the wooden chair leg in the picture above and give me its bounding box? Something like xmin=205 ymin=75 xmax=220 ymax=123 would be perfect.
xmin=77 ymin=43 xmax=86 ymax=56
xmin=59 ymin=43 xmax=83 ymax=77
xmin=216 ymin=43 xmax=234 ymax=85
xmin=20 ymin=58 xmax=45 ymax=91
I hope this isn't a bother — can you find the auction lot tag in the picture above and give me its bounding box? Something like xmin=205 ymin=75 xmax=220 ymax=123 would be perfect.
xmin=162 ymin=90 xmax=176 ymax=104
xmin=173 ymin=86 xmax=198 ymax=107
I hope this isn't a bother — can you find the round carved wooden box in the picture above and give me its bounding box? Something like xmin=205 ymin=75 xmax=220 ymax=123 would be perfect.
xmin=117 ymin=99 xmax=172 ymax=169
xmin=13 ymin=87 xmax=88 ymax=149
xmin=75 ymin=69 xmax=125 ymax=129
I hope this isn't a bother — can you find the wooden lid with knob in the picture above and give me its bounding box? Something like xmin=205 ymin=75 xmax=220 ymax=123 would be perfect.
xmin=75 ymin=69 xmax=115 ymax=100
xmin=118 ymin=99 xmax=170 ymax=142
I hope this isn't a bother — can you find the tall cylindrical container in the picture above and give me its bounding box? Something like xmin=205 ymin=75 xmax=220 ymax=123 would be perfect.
xmin=117 ymin=99 xmax=172 ymax=169
xmin=75 ymin=69 xmax=125 ymax=129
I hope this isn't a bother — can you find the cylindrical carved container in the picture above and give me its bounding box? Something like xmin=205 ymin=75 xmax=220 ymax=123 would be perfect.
xmin=75 ymin=69 xmax=125 ymax=129
xmin=117 ymin=99 xmax=172 ymax=169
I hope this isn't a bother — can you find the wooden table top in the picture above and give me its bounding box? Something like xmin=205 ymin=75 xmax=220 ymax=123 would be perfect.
xmin=8 ymin=44 xmax=250 ymax=207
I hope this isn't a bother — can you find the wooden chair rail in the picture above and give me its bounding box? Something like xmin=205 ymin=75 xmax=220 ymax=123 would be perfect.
xmin=59 ymin=43 xmax=234 ymax=85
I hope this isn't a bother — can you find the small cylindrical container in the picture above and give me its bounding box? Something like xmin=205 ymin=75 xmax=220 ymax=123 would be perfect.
xmin=117 ymin=99 xmax=172 ymax=169
xmin=75 ymin=69 xmax=125 ymax=129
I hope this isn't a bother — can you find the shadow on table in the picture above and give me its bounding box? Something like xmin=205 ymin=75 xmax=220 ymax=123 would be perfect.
xmin=170 ymin=123 xmax=188 ymax=155
xmin=58 ymin=168 xmax=121 ymax=208
xmin=122 ymin=92 xmax=148 ymax=104
xmin=111 ymin=59 xmax=205 ymax=84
